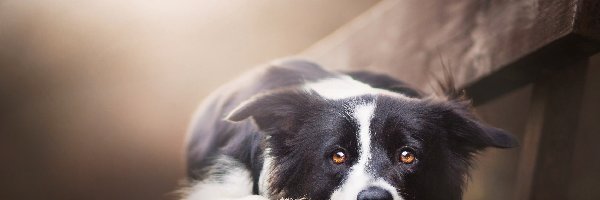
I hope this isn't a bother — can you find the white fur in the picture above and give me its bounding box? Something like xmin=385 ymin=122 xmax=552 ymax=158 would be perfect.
xmin=330 ymin=103 xmax=374 ymax=200
xmin=259 ymin=148 xmax=273 ymax=196
xmin=184 ymin=156 xmax=267 ymax=200
xmin=330 ymin=103 xmax=404 ymax=200
xmin=304 ymin=75 xmax=415 ymax=102
xmin=303 ymin=76 xmax=377 ymax=100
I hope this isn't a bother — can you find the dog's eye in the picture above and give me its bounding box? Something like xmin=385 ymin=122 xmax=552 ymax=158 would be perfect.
xmin=399 ymin=148 xmax=416 ymax=164
xmin=331 ymin=149 xmax=347 ymax=164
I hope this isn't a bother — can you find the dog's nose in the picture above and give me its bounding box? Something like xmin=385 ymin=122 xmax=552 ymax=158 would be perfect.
xmin=357 ymin=186 xmax=393 ymax=200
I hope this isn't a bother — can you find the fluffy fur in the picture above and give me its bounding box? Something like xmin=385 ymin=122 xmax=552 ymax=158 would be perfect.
xmin=182 ymin=59 xmax=517 ymax=200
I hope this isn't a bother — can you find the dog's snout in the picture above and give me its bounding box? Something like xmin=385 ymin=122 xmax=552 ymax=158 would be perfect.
xmin=357 ymin=186 xmax=393 ymax=200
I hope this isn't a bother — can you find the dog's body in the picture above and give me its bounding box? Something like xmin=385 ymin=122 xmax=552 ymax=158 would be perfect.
xmin=183 ymin=59 xmax=517 ymax=200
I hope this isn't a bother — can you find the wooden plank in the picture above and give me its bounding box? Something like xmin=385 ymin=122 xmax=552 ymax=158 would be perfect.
xmin=465 ymin=34 xmax=599 ymax=105
xmin=514 ymin=60 xmax=589 ymax=200
xmin=567 ymin=54 xmax=600 ymax=199
xmin=302 ymin=0 xmax=600 ymax=104
xmin=467 ymin=0 xmax=600 ymax=105
xmin=513 ymin=82 xmax=547 ymax=200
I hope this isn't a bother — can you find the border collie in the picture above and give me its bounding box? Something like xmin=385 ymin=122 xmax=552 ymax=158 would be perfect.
xmin=182 ymin=59 xmax=517 ymax=200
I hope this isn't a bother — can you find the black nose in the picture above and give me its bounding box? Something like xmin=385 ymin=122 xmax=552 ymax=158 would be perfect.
xmin=357 ymin=186 xmax=393 ymax=200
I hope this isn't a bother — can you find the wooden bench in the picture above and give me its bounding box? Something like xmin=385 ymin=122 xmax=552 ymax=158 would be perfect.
xmin=302 ymin=0 xmax=600 ymax=199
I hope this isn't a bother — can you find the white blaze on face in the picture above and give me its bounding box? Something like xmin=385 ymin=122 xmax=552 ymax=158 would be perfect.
xmin=329 ymin=102 xmax=403 ymax=200
xmin=343 ymin=103 xmax=376 ymax=197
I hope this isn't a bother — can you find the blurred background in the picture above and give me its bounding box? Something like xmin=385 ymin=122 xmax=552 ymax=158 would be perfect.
xmin=1 ymin=0 xmax=598 ymax=200
xmin=0 ymin=0 xmax=379 ymax=199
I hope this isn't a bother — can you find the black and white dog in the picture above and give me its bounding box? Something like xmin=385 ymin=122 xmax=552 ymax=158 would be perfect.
xmin=182 ymin=59 xmax=517 ymax=200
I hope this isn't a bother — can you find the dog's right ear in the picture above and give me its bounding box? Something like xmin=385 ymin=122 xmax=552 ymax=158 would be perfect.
xmin=226 ymin=89 xmax=319 ymax=131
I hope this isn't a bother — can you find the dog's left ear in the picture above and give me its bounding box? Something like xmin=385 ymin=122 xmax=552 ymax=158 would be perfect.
xmin=226 ymin=89 xmax=318 ymax=132
xmin=434 ymin=72 xmax=517 ymax=150
xmin=443 ymin=100 xmax=518 ymax=150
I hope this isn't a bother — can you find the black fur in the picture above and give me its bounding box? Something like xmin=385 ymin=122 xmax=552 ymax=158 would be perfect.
xmin=185 ymin=59 xmax=517 ymax=200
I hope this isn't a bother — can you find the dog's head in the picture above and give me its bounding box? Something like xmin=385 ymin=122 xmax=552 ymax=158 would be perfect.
xmin=227 ymin=77 xmax=517 ymax=200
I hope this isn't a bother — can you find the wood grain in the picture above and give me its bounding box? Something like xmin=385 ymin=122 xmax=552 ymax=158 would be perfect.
xmin=514 ymin=61 xmax=589 ymax=199
xmin=303 ymin=0 xmax=600 ymax=104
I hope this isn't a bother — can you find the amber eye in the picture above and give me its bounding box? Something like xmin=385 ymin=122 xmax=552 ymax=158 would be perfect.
xmin=399 ymin=148 xmax=416 ymax=164
xmin=331 ymin=149 xmax=347 ymax=164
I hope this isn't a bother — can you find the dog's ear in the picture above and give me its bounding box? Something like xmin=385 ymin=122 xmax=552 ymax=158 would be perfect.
xmin=226 ymin=89 xmax=319 ymax=131
xmin=442 ymin=100 xmax=518 ymax=151
xmin=433 ymin=69 xmax=517 ymax=150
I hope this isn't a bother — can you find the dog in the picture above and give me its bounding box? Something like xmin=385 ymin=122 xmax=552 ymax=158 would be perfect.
xmin=182 ymin=59 xmax=517 ymax=200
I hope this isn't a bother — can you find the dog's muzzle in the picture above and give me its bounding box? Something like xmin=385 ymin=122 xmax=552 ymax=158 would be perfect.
xmin=357 ymin=186 xmax=393 ymax=200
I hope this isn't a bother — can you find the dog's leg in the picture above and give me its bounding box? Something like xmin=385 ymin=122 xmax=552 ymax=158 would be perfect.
xmin=182 ymin=155 xmax=268 ymax=200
